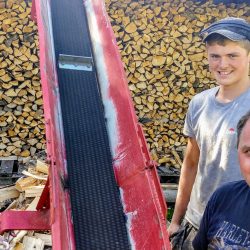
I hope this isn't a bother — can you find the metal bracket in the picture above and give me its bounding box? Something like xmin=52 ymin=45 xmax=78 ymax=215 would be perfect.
xmin=58 ymin=54 xmax=93 ymax=71
xmin=137 ymin=123 xmax=155 ymax=168
xmin=0 ymin=210 xmax=50 ymax=234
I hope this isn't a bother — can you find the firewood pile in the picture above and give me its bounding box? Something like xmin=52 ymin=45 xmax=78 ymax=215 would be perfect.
xmin=0 ymin=0 xmax=45 ymax=158
xmin=105 ymin=0 xmax=250 ymax=167
xmin=0 ymin=152 xmax=52 ymax=250
xmin=1 ymin=0 xmax=250 ymax=168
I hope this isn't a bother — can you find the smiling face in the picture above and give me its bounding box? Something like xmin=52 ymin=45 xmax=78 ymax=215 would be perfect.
xmin=206 ymin=41 xmax=250 ymax=90
xmin=238 ymin=119 xmax=250 ymax=186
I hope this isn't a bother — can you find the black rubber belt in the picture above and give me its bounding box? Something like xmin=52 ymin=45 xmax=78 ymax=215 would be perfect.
xmin=50 ymin=0 xmax=130 ymax=249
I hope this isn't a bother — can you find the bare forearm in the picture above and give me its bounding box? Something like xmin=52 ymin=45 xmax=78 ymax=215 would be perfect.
xmin=170 ymin=137 xmax=199 ymax=226
xmin=171 ymin=162 xmax=197 ymax=224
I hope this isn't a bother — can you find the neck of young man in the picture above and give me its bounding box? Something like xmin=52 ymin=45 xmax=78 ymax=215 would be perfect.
xmin=216 ymin=78 xmax=250 ymax=103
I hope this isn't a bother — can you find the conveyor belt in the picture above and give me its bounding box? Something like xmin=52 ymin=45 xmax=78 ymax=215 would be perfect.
xmin=50 ymin=0 xmax=130 ymax=249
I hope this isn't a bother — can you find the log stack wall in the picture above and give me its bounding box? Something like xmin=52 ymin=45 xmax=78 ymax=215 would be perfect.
xmin=0 ymin=0 xmax=249 ymax=167
xmin=0 ymin=0 xmax=45 ymax=157
xmin=105 ymin=0 xmax=250 ymax=167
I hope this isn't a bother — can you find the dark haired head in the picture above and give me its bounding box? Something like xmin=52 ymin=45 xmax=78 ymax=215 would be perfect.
xmin=237 ymin=110 xmax=250 ymax=148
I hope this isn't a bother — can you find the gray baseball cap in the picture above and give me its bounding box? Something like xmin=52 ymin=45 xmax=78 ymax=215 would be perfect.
xmin=200 ymin=17 xmax=250 ymax=42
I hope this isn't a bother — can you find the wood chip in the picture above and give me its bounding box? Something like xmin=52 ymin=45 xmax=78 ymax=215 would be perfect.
xmin=0 ymin=185 xmax=19 ymax=202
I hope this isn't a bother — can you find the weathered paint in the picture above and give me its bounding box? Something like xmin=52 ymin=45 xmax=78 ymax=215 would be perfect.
xmin=34 ymin=0 xmax=76 ymax=249
xmin=85 ymin=0 xmax=170 ymax=249
xmin=33 ymin=0 xmax=171 ymax=248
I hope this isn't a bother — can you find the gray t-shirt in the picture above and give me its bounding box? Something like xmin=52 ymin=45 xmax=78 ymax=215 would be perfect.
xmin=183 ymin=86 xmax=250 ymax=229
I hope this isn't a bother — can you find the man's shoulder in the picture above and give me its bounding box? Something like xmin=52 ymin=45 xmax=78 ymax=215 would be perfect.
xmin=208 ymin=181 xmax=249 ymax=220
xmin=214 ymin=180 xmax=246 ymax=197
xmin=191 ymin=87 xmax=218 ymax=104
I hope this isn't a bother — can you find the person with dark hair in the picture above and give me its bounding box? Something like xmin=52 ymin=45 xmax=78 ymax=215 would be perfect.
xmin=193 ymin=110 xmax=250 ymax=249
xmin=168 ymin=17 xmax=250 ymax=249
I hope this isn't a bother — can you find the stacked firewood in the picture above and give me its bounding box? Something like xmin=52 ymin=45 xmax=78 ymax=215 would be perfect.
xmin=0 ymin=0 xmax=45 ymax=158
xmin=0 ymin=155 xmax=52 ymax=250
xmin=105 ymin=0 xmax=250 ymax=167
xmin=1 ymin=0 xmax=250 ymax=167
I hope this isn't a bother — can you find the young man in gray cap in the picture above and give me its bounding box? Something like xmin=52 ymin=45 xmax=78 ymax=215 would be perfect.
xmin=168 ymin=17 xmax=250 ymax=249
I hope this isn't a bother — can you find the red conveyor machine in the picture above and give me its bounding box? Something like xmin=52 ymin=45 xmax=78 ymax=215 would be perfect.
xmin=0 ymin=0 xmax=171 ymax=249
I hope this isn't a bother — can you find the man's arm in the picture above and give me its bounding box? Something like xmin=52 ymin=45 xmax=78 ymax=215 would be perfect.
xmin=168 ymin=137 xmax=200 ymax=236
xmin=192 ymin=194 xmax=214 ymax=250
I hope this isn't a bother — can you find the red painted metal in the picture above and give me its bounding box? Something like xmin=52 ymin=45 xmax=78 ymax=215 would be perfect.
xmin=0 ymin=0 xmax=170 ymax=248
xmin=85 ymin=1 xmax=171 ymax=249
xmin=31 ymin=0 xmax=37 ymax=21
xmin=0 ymin=164 xmax=51 ymax=234
xmin=0 ymin=2 xmax=74 ymax=247
xmin=33 ymin=0 xmax=76 ymax=249
xmin=36 ymin=179 xmax=50 ymax=210
xmin=0 ymin=210 xmax=50 ymax=234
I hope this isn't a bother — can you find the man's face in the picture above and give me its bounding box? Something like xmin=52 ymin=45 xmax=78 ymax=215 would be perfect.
xmin=207 ymin=41 xmax=250 ymax=89
xmin=238 ymin=119 xmax=250 ymax=186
